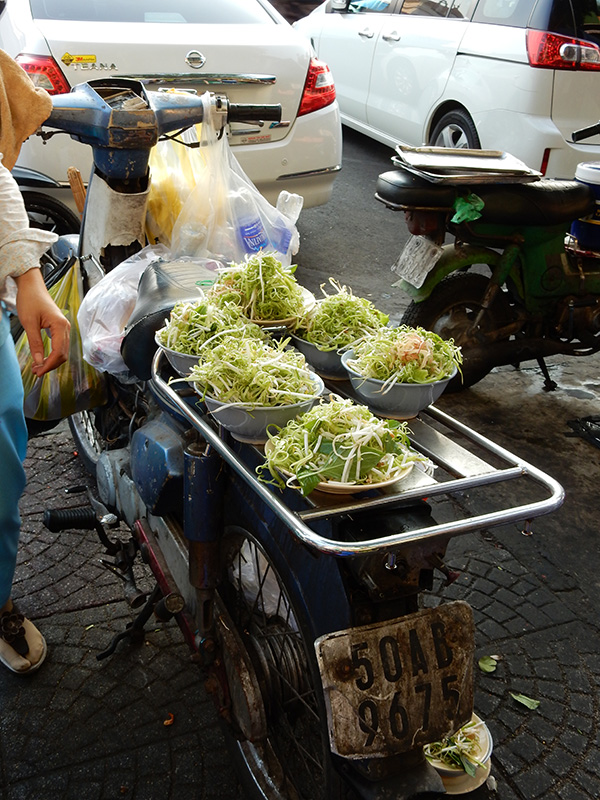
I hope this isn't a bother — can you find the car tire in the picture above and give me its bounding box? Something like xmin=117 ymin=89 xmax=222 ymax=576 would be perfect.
xmin=22 ymin=191 xmax=81 ymax=236
xmin=429 ymin=109 xmax=481 ymax=150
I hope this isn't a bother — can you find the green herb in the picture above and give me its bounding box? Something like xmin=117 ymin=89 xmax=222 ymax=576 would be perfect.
xmin=187 ymin=334 xmax=319 ymax=407
xmin=346 ymin=325 xmax=462 ymax=391
xmin=424 ymin=718 xmax=487 ymax=775
xmin=294 ymin=279 xmax=388 ymax=351
xmin=510 ymin=693 xmax=540 ymax=710
xmin=156 ymin=296 xmax=263 ymax=355
xmin=257 ymin=395 xmax=433 ymax=495
xmin=207 ymin=252 xmax=306 ymax=322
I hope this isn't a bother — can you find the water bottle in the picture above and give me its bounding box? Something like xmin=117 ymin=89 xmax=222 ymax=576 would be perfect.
xmin=232 ymin=187 xmax=270 ymax=255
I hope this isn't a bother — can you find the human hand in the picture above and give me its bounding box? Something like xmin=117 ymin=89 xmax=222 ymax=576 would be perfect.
xmin=14 ymin=268 xmax=70 ymax=376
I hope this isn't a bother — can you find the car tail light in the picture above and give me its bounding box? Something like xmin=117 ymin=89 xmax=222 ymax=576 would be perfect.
xmin=527 ymin=30 xmax=600 ymax=70
xmin=15 ymin=54 xmax=71 ymax=94
xmin=298 ymin=58 xmax=336 ymax=116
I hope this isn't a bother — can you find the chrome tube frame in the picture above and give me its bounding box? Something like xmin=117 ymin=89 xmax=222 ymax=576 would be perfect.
xmin=151 ymin=350 xmax=564 ymax=558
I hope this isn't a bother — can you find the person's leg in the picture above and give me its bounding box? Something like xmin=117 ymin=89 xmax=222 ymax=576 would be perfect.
xmin=0 ymin=311 xmax=46 ymax=672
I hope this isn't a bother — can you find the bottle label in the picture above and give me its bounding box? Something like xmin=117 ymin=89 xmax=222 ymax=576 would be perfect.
xmin=239 ymin=218 xmax=269 ymax=253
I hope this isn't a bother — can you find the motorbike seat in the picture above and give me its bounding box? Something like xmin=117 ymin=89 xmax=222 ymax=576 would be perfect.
xmin=376 ymin=169 xmax=596 ymax=227
xmin=121 ymin=258 xmax=219 ymax=380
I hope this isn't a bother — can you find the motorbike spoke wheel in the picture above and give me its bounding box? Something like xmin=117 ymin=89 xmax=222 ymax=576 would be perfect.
xmin=401 ymin=272 xmax=513 ymax=390
xmin=218 ymin=527 xmax=348 ymax=800
xmin=68 ymin=409 xmax=107 ymax=474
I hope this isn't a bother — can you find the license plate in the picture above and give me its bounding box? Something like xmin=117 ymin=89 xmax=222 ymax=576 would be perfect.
xmin=391 ymin=234 xmax=443 ymax=289
xmin=315 ymin=602 xmax=474 ymax=759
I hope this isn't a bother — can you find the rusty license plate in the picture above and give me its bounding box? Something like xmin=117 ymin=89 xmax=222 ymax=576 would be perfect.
xmin=314 ymin=601 xmax=474 ymax=759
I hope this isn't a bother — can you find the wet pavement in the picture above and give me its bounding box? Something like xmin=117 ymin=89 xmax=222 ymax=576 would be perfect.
xmin=1 ymin=350 xmax=599 ymax=800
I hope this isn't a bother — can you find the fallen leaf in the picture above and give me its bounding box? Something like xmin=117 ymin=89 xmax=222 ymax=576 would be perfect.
xmin=510 ymin=692 xmax=540 ymax=710
xmin=163 ymin=712 xmax=175 ymax=726
xmin=478 ymin=656 xmax=498 ymax=673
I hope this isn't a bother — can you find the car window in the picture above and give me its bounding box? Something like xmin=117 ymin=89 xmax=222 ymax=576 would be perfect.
xmin=29 ymin=0 xmax=274 ymax=24
xmin=400 ymin=0 xmax=476 ymax=17
xmin=472 ymin=0 xmax=537 ymax=27
xmin=348 ymin=0 xmax=395 ymax=13
xmin=523 ymin=0 xmax=600 ymax=42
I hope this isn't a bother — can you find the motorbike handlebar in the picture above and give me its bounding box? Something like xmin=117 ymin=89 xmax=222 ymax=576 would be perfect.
xmin=228 ymin=103 xmax=281 ymax=124
xmin=572 ymin=121 xmax=600 ymax=142
xmin=44 ymin=78 xmax=281 ymax=143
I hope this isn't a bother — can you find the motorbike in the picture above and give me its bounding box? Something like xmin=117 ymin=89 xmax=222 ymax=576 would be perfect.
xmin=34 ymin=78 xmax=563 ymax=800
xmin=375 ymin=130 xmax=600 ymax=391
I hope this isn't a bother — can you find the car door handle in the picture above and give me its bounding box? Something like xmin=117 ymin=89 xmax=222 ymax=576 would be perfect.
xmin=382 ymin=30 xmax=400 ymax=42
xmin=358 ymin=28 xmax=375 ymax=38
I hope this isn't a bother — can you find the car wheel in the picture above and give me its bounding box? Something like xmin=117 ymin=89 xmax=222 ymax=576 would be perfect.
xmin=429 ymin=109 xmax=481 ymax=150
xmin=22 ymin=191 xmax=81 ymax=235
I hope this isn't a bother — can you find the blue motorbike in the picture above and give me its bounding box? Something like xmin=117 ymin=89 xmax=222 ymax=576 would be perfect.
xmin=37 ymin=79 xmax=563 ymax=800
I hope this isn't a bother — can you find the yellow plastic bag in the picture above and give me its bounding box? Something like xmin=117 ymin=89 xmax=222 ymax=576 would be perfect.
xmin=145 ymin=123 xmax=208 ymax=247
xmin=15 ymin=262 xmax=108 ymax=421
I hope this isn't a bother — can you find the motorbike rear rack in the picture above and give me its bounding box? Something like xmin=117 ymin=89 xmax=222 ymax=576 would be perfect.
xmin=151 ymin=350 xmax=564 ymax=558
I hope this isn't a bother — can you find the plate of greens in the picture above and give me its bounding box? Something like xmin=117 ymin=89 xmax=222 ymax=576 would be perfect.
xmin=258 ymin=396 xmax=432 ymax=496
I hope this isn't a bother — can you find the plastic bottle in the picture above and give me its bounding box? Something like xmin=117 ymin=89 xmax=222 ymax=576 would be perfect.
xmin=232 ymin=186 xmax=270 ymax=255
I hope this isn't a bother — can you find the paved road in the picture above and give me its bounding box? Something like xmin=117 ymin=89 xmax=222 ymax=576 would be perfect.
xmin=2 ymin=128 xmax=600 ymax=799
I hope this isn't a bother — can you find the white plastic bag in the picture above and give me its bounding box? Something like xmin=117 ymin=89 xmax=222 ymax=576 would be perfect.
xmin=77 ymin=244 xmax=171 ymax=377
xmin=170 ymin=92 xmax=303 ymax=266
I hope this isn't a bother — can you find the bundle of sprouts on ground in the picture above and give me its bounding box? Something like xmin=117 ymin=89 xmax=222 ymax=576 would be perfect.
xmin=258 ymin=395 xmax=433 ymax=496
xmin=187 ymin=334 xmax=319 ymax=407
xmin=156 ymin=295 xmax=263 ymax=355
xmin=346 ymin=325 xmax=462 ymax=391
xmin=293 ymin=279 xmax=389 ymax=351
xmin=207 ymin=252 xmax=306 ymax=322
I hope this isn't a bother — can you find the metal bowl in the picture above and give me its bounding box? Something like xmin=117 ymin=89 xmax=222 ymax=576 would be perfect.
xmin=202 ymin=373 xmax=324 ymax=444
xmin=289 ymin=334 xmax=347 ymax=380
xmin=341 ymin=350 xmax=457 ymax=419
xmin=155 ymin=336 xmax=201 ymax=377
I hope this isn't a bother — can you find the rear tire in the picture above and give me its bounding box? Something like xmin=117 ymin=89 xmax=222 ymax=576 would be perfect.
xmin=23 ymin=191 xmax=81 ymax=236
xmin=218 ymin=526 xmax=350 ymax=800
xmin=401 ymin=272 xmax=514 ymax=390
xmin=429 ymin=109 xmax=480 ymax=150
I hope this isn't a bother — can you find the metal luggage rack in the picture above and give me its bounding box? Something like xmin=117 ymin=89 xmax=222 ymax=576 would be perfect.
xmin=152 ymin=350 xmax=564 ymax=558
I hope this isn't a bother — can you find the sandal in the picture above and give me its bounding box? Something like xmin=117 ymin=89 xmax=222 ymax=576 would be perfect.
xmin=0 ymin=601 xmax=47 ymax=674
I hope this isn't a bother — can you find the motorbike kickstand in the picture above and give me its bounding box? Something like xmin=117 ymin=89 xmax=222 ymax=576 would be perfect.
xmin=536 ymin=357 xmax=558 ymax=391
xmin=96 ymin=583 xmax=162 ymax=661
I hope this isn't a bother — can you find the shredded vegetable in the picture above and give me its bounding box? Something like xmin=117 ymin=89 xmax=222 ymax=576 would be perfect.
xmin=347 ymin=325 xmax=462 ymax=391
xmin=187 ymin=334 xmax=319 ymax=407
xmin=156 ymin=296 xmax=263 ymax=355
xmin=257 ymin=395 xmax=433 ymax=495
xmin=294 ymin=279 xmax=389 ymax=351
xmin=424 ymin=719 xmax=487 ymax=777
xmin=207 ymin=252 xmax=306 ymax=321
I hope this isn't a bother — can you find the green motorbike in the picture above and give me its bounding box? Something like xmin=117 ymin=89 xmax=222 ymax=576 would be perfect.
xmin=375 ymin=134 xmax=600 ymax=391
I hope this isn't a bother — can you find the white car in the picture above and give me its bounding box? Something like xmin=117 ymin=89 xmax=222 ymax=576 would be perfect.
xmin=294 ymin=0 xmax=600 ymax=179
xmin=0 ymin=0 xmax=342 ymax=231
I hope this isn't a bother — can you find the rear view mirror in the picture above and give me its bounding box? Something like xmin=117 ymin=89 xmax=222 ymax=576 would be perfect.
xmin=330 ymin=0 xmax=350 ymax=11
